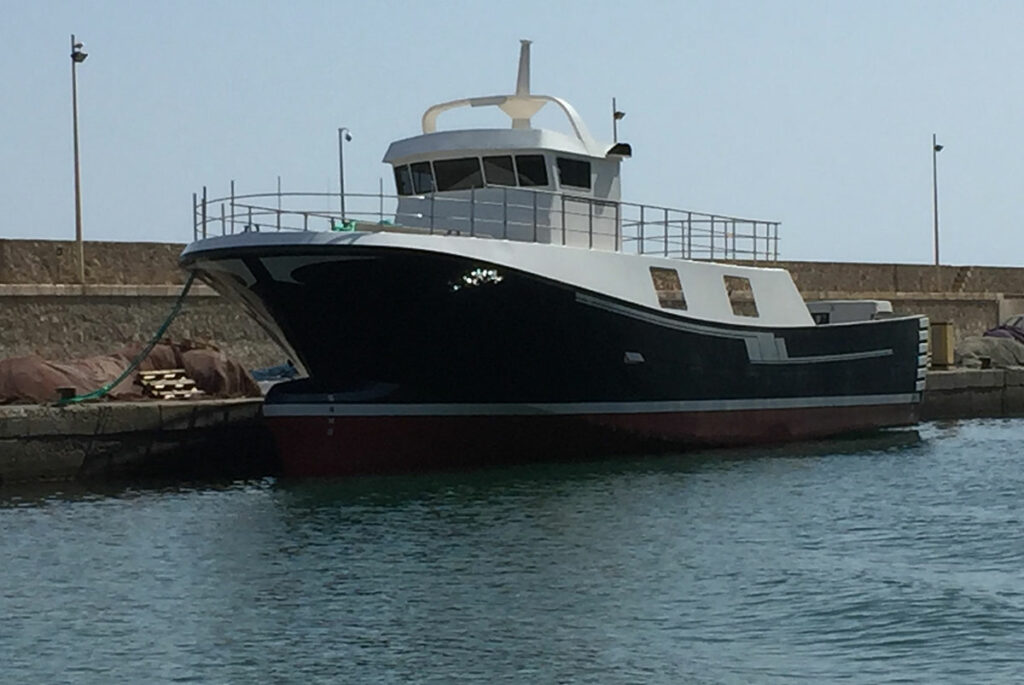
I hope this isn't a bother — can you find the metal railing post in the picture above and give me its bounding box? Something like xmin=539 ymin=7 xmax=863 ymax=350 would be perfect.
xmin=710 ymin=216 xmax=715 ymax=260
xmin=430 ymin=194 xmax=435 ymax=234
xmin=379 ymin=178 xmax=384 ymax=224
xmin=686 ymin=211 xmax=692 ymax=258
xmin=663 ymin=207 xmax=669 ymax=256
xmin=731 ymin=220 xmax=737 ymax=259
xmin=220 ymin=203 xmax=225 ymax=236
xmin=588 ymin=199 xmax=594 ymax=249
xmin=192 ymin=192 xmax=197 ymax=240
xmin=561 ymin=194 xmax=566 ymax=245
xmin=615 ymin=202 xmax=621 ymax=251
xmin=230 ymin=180 xmax=236 ymax=234
xmin=774 ymin=223 xmax=779 ymax=260
xmin=201 ymin=186 xmax=208 ymax=239
xmin=276 ymin=204 xmax=281 ymax=231
xmin=532 ymin=191 xmax=538 ymax=243
xmin=502 ymin=186 xmax=508 ymax=239
xmin=303 ymin=212 xmax=308 ymax=231
xmin=639 ymin=205 xmax=645 ymax=254
xmin=470 ymin=187 xmax=476 ymax=236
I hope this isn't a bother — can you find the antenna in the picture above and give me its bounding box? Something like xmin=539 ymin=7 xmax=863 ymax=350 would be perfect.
xmin=515 ymin=39 xmax=532 ymax=96
xmin=511 ymin=40 xmax=533 ymax=129
xmin=612 ymin=97 xmax=626 ymax=143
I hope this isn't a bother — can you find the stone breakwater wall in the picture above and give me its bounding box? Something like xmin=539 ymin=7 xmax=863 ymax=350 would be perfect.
xmin=0 ymin=284 xmax=282 ymax=370
xmin=0 ymin=240 xmax=283 ymax=368
xmin=2 ymin=239 xmax=1024 ymax=364
xmin=0 ymin=239 xmax=186 ymax=285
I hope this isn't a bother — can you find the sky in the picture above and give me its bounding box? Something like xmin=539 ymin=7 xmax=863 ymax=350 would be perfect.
xmin=3 ymin=0 xmax=1023 ymax=265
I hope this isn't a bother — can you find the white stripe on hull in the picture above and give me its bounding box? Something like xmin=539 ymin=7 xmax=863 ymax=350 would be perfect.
xmin=263 ymin=393 xmax=921 ymax=417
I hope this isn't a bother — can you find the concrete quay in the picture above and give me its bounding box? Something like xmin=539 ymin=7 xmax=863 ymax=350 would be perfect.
xmin=1 ymin=367 xmax=1022 ymax=485
xmin=921 ymin=367 xmax=1024 ymax=420
xmin=0 ymin=398 xmax=275 ymax=485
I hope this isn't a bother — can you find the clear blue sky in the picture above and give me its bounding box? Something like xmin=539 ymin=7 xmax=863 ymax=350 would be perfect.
xmin=3 ymin=0 xmax=1023 ymax=265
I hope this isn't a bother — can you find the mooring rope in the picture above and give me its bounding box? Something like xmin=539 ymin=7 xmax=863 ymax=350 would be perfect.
xmin=56 ymin=272 xmax=198 ymax=405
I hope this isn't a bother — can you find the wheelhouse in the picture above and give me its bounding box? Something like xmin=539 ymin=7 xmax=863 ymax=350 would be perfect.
xmin=382 ymin=40 xmax=631 ymax=249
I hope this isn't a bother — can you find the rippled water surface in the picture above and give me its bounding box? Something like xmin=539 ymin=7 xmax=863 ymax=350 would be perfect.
xmin=3 ymin=419 xmax=1024 ymax=683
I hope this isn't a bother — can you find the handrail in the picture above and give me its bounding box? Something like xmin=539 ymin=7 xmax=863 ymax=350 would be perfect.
xmin=192 ymin=183 xmax=780 ymax=262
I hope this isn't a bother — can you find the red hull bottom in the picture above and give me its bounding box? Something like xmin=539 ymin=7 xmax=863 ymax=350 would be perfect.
xmin=265 ymin=404 xmax=920 ymax=478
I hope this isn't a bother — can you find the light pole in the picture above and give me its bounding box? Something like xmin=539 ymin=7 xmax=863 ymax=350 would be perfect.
xmin=932 ymin=133 xmax=943 ymax=266
xmin=338 ymin=127 xmax=352 ymax=220
xmin=70 ymin=35 xmax=88 ymax=285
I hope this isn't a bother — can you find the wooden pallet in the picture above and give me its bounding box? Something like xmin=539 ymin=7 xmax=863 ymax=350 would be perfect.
xmin=139 ymin=369 xmax=205 ymax=400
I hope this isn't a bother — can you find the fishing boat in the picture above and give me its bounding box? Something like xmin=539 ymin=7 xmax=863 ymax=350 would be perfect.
xmin=180 ymin=41 xmax=928 ymax=477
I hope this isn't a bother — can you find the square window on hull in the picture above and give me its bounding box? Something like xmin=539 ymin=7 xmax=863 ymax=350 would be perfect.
xmin=650 ymin=267 xmax=687 ymax=310
xmin=724 ymin=275 xmax=759 ymax=317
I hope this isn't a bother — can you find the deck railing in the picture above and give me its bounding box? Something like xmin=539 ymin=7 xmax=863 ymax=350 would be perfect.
xmin=192 ymin=184 xmax=780 ymax=261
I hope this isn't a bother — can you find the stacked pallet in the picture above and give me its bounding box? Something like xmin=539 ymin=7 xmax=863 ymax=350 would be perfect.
xmin=138 ymin=369 xmax=204 ymax=400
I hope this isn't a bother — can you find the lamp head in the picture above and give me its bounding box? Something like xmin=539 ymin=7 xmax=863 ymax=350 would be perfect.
xmin=71 ymin=41 xmax=87 ymax=63
xmin=344 ymin=132 xmax=353 ymax=142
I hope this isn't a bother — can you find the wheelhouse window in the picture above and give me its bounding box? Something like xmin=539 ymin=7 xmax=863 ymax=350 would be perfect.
xmin=410 ymin=161 xmax=435 ymax=194
xmin=556 ymin=157 xmax=592 ymax=190
xmin=393 ymin=165 xmax=414 ymax=196
xmin=482 ymin=155 xmax=517 ymax=186
xmin=723 ymin=275 xmax=759 ymax=317
xmin=515 ymin=154 xmax=549 ymax=187
xmin=433 ymin=157 xmax=484 ymax=191
xmin=650 ymin=267 xmax=687 ymax=310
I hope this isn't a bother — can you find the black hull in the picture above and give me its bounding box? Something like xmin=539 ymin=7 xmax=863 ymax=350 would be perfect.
xmin=183 ymin=243 xmax=926 ymax=476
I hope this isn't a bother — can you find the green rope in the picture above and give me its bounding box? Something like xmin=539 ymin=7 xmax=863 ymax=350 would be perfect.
xmin=56 ymin=272 xmax=198 ymax=405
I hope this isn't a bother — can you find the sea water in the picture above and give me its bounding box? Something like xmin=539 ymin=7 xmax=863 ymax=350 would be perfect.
xmin=2 ymin=419 xmax=1023 ymax=683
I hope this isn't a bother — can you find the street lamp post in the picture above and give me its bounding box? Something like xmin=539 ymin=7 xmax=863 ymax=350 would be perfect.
xmin=932 ymin=133 xmax=944 ymax=266
xmin=338 ymin=127 xmax=352 ymax=220
xmin=71 ymin=35 xmax=88 ymax=285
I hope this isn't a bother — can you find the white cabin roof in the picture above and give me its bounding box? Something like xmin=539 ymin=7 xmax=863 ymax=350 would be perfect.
xmin=383 ymin=128 xmax=612 ymax=165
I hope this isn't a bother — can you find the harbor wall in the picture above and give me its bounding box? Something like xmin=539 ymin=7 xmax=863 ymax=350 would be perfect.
xmin=1 ymin=239 xmax=1023 ymax=364
xmin=0 ymin=399 xmax=275 ymax=484
xmin=0 ymin=284 xmax=283 ymax=370
xmin=1 ymin=369 xmax=1021 ymax=484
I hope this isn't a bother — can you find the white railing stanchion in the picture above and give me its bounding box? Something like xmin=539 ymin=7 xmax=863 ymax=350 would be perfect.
xmin=588 ymin=200 xmax=594 ymax=249
xmin=532 ymin=191 xmax=538 ymax=243
xmin=663 ymin=207 xmax=669 ymax=257
xmin=710 ymin=216 xmax=715 ymax=260
xmin=639 ymin=205 xmax=645 ymax=255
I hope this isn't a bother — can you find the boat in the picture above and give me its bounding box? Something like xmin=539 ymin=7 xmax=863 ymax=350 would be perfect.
xmin=180 ymin=41 xmax=929 ymax=477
